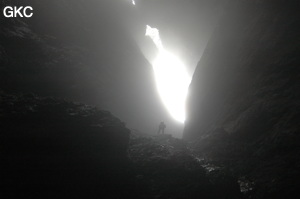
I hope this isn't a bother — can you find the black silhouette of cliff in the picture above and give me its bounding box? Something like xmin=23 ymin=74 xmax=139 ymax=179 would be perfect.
xmin=184 ymin=1 xmax=300 ymax=198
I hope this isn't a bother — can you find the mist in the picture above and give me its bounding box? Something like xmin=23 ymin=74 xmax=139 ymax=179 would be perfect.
xmin=2 ymin=0 xmax=298 ymax=198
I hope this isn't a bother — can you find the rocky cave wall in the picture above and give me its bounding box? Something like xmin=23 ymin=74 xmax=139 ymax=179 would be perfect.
xmin=184 ymin=0 xmax=299 ymax=197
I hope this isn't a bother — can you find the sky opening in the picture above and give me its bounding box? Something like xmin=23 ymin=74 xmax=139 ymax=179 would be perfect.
xmin=125 ymin=0 xmax=191 ymax=123
xmin=145 ymin=25 xmax=191 ymax=123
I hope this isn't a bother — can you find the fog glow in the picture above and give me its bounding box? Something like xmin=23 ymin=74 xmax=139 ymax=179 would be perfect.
xmin=146 ymin=25 xmax=191 ymax=123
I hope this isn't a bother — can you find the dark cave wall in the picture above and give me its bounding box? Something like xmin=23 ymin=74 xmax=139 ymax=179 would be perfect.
xmin=184 ymin=1 xmax=300 ymax=196
xmin=184 ymin=0 xmax=299 ymax=141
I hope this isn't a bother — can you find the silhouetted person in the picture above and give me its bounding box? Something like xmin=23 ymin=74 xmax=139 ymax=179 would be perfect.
xmin=158 ymin=122 xmax=166 ymax=134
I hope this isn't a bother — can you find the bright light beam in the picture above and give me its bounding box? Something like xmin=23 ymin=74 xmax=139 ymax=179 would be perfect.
xmin=146 ymin=25 xmax=191 ymax=123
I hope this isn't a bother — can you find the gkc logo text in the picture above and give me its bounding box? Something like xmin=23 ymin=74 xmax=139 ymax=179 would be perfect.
xmin=3 ymin=6 xmax=33 ymax=18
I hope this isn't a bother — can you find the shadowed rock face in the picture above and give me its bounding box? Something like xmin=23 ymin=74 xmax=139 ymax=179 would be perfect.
xmin=0 ymin=92 xmax=130 ymax=198
xmin=184 ymin=0 xmax=300 ymax=198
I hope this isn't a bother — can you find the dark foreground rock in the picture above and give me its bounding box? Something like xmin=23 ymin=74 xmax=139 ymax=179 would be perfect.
xmin=128 ymin=131 xmax=242 ymax=199
xmin=0 ymin=92 xmax=130 ymax=198
xmin=0 ymin=92 xmax=244 ymax=198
